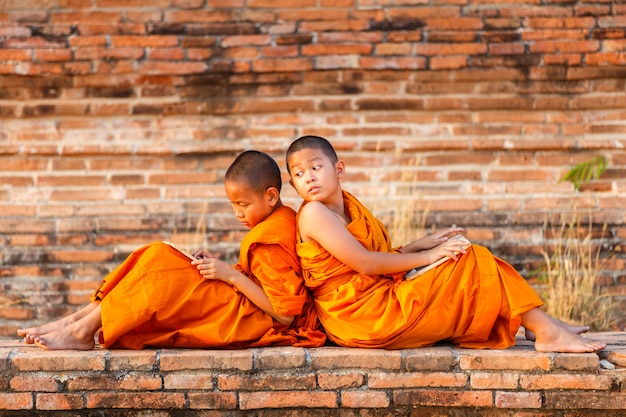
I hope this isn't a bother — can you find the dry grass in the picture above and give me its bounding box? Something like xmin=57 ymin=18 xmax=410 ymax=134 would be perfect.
xmin=0 ymin=296 xmax=28 ymax=309
xmin=173 ymin=201 xmax=209 ymax=252
xmin=534 ymin=212 xmax=618 ymax=331
xmin=371 ymin=199 xmax=431 ymax=247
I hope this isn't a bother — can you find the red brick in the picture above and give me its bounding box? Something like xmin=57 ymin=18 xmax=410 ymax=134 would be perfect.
xmin=187 ymin=392 xmax=238 ymax=409
xmin=387 ymin=31 xmax=423 ymax=42
xmin=147 ymin=48 xmax=186 ymax=60
xmin=430 ymin=55 xmax=467 ymax=70
xmin=120 ymin=10 xmax=163 ymax=22
xmin=459 ymin=351 xmax=552 ymax=371
xmin=394 ymin=389 xmax=492 ymax=407
xmin=85 ymin=392 xmax=186 ymax=409
xmin=317 ymin=373 xmax=365 ymax=390
xmin=10 ymin=350 xmax=106 ymax=372
xmin=218 ymin=373 xmax=316 ymax=391
xmin=415 ymin=43 xmax=487 ymax=55
xmin=470 ymin=372 xmax=519 ymax=389
xmin=50 ymin=11 xmax=122 ymax=24
xmin=341 ymin=390 xmax=389 ymax=408
xmin=256 ymin=346 xmax=307 ymax=369
xmin=138 ymin=61 xmax=208 ymax=75
xmin=0 ymin=393 xmax=33 ymax=410
xmin=239 ymin=391 xmax=338 ymax=410
xmin=0 ymin=50 xmax=32 ymax=60
xmin=520 ymin=373 xmax=613 ymax=390
xmin=310 ymin=348 xmax=402 ymax=370
xmin=369 ymin=371 xmax=467 ymax=389
xmin=67 ymin=374 xmax=162 ymax=391
xmin=221 ymin=34 xmax=271 ymax=47
xmin=495 ymin=391 xmax=542 ymax=409
xmin=10 ymin=374 xmax=59 ymax=392
xmin=97 ymin=0 xmax=169 ymax=7
xmin=545 ymin=392 xmax=626 ymax=409
xmin=35 ymin=393 xmax=84 ymax=410
xmin=300 ymin=20 xmax=369 ymax=32
xmin=0 ymin=306 xmax=35 ymax=320
xmin=252 ymin=58 xmax=313 ymax=72
xmin=249 ymin=0 xmax=315 ymax=7
xmin=530 ymin=40 xmax=600 ymax=53
xmin=164 ymin=372 xmax=214 ymax=390
xmin=0 ymin=219 xmax=56 ymax=234
xmin=159 ymin=350 xmax=254 ymax=371
xmin=302 ymin=44 xmax=373 ymax=56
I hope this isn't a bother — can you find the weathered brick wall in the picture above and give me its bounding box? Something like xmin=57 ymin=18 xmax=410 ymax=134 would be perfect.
xmin=1 ymin=1 xmax=625 ymax=335
xmin=1 ymin=338 xmax=626 ymax=415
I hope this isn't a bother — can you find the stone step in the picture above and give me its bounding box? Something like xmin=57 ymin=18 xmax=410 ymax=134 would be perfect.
xmin=0 ymin=332 xmax=625 ymax=415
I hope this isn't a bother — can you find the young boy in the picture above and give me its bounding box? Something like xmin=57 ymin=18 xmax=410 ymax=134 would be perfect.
xmin=18 ymin=150 xmax=325 ymax=350
xmin=286 ymin=135 xmax=605 ymax=353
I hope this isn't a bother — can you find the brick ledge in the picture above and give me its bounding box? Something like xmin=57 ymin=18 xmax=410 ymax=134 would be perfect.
xmin=0 ymin=332 xmax=625 ymax=415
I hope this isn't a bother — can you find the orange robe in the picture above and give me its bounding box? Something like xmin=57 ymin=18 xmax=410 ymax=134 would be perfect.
xmin=91 ymin=205 xmax=325 ymax=349
xmin=297 ymin=191 xmax=543 ymax=349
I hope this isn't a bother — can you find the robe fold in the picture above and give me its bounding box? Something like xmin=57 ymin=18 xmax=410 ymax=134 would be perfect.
xmin=91 ymin=205 xmax=326 ymax=349
xmin=297 ymin=191 xmax=543 ymax=349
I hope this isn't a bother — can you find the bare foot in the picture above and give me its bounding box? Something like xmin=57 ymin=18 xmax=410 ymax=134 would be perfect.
xmin=32 ymin=324 xmax=96 ymax=351
xmin=18 ymin=318 xmax=74 ymax=344
xmin=525 ymin=319 xmax=590 ymax=341
xmin=533 ymin=325 xmax=605 ymax=353
xmin=17 ymin=303 xmax=98 ymax=343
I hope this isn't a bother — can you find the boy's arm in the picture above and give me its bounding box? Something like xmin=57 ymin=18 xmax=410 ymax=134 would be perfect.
xmin=398 ymin=226 xmax=465 ymax=253
xmin=191 ymin=257 xmax=295 ymax=326
xmin=299 ymin=202 xmax=469 ymax=276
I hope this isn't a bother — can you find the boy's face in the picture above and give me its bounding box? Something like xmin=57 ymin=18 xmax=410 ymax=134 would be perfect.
xmin=225 ymin=180 xmax=275 ymax=229
xmin=288 ymin=148 xmax=344 ymax=203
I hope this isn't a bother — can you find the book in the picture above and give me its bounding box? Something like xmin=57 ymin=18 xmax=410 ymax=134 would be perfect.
xmin=162 ymin=240 xmax=197 ymax=261
xmin=403 ymin=235 xmax=471 ymax=281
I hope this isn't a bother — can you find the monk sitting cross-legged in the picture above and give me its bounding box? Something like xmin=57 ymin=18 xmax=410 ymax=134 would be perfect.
xmin=18 ymin=150 xmax=325 ymax=350
xmin=285 ymin=135 xmax=605 ymax=353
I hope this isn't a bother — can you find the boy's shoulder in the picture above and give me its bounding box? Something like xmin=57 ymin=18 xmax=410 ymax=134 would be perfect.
xmin=239 ymin=206 xmax=297 ymax=260
xmin=250 ymin=205 xmax=297 ymax=237
xmin=298 ymin=200 xmax=326 ymax=216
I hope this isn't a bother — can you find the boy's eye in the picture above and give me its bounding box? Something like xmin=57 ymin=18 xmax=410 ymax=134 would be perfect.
xmin=295 ymin=171 xmax=303 ymax=177
xmin=313 ymin=165 xmax=321 ymax=170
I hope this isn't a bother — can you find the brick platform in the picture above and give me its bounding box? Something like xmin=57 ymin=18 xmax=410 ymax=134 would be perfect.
xmin=0 ymin=333 xmax=625 ymax=415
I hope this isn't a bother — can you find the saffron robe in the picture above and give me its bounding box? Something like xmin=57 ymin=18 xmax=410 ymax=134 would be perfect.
xmin=91 ymin=205 xmax=325 ymax=349
xmin=296 ymin=191 xmax=543 ymax=349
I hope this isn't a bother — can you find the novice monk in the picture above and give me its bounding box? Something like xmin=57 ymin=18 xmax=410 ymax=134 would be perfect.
xmin=18 ymin=150 xmax=325 ymax=350
xmin=286 ymin=135 xmax=605 ymax=353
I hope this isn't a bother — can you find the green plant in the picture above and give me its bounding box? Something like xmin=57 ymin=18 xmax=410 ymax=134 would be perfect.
xmin=560 ymin=156 xmax=607 ymax=191
xmin=533 ymin=212 xmax=617 ymax=331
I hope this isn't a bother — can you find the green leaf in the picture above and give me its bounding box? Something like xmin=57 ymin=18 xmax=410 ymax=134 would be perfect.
xmin=560 ymin=156 xmax=607 ymax=191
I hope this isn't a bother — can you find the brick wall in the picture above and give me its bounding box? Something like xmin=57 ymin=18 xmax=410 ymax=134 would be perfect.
xmin=1 ymin=1 xmax=625 ymax=335
xmin=1 ymin=337 xmax=626 ymax=415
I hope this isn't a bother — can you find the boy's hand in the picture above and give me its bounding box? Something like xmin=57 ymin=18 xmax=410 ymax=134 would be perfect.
xmin=427 ymin=235 xmax=470 ymax=262
xmin=192 ymin=257 xmax=237 ymax=284
xmin=420 ymin=226 xmax=464 ymax=250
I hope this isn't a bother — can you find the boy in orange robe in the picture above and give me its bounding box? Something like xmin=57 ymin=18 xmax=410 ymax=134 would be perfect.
xmin=18 ymin=151 xmax=325 ymax=350
xmin=286 ymin=135 xmax=605 ymax=353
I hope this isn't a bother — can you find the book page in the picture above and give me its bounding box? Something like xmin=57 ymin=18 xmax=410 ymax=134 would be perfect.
xmin=162 ymin=240 xmax=197 ymax=261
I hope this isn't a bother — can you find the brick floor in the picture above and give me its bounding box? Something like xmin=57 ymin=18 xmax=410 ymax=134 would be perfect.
xmin=0 ymin=332 xmax=625 ymax=415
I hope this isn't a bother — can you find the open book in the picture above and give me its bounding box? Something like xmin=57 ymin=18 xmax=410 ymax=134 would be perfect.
xmin=162 ymin=240 xmax=197 ymax=261
xmin=403 ymin=235 xmax=471 ymax=281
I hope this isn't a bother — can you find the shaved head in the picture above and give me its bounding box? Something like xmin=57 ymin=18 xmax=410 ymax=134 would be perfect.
xmin=225 ymin=150 xmax=282 ymax=194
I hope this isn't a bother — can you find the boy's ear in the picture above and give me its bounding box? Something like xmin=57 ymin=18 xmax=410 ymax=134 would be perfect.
xmin=265 ymin=186 xmax=280 ymax=206
xmin=336 ymin=160 xmax=345 ymax=179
